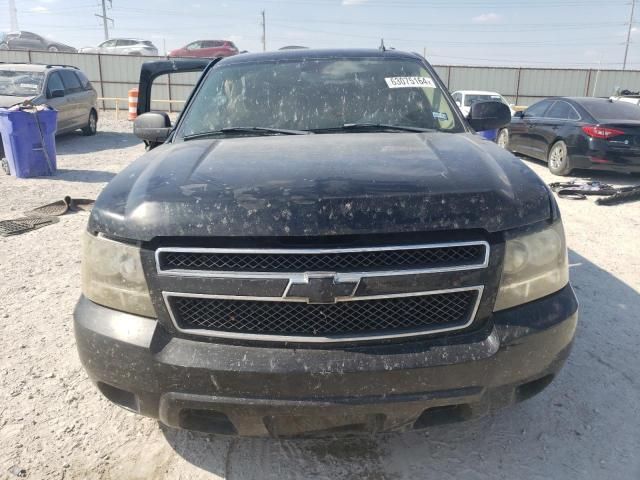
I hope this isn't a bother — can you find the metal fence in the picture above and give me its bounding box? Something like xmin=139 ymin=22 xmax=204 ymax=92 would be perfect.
xmin=4 ymin=50 xmax=640 ymax=111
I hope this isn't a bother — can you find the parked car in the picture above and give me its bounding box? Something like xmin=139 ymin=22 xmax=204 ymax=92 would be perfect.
xmin=0 ymin=63 xmax=98 ymax=135
xmin=74 ymin=49 xmax=577 ymax=438
xmin=497 ymin=97 xmax=640 ymax=176
xmin=168 ymin=40 xmax=238 ymax=58
xmin=78 ymin=38 xmax=158 ymax=56
xmin=452 ymin=90 xmax=515 ymax=117
xmin=451 ymin=91 xmax=514 ymax=141
xmin=0 ymin=31 xmax=76 ymax=53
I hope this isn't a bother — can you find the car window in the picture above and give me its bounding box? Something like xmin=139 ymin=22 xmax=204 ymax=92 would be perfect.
xmin=179 ymin=57 xmax=462 ymax=136
xmin=524 ymin=100 xmax=552 ymax=118
xmin=211 ymin=41 xmax=224 ymax=47
xmin=0 ymin=69 xmax=45 ymax=96
xmin=46 ymin=72 xmax=64 ymax=96
xmin=21 ymin=32 xmax=39 ymax=40
xmin=582 ymin=100 xmax=640 ymax=121
xmin=452 ymin=92 xmax=462 ymax=103
xmin=117 ymin=40 xmax=135 ymax=47
xmin=74 ymin=71 xmax=92 ymax=90
xmin=187 ymin=42 xmax=202 ymax=50
xmin=59 ymin=70 xmax=83 ymax=94
xmin=546 ymin=101 xmax=580 ymax=120
xmin=100 ymin=40 xmax=116 ymax=47
xmin=463 ymin=94 xmax=503 ymax=107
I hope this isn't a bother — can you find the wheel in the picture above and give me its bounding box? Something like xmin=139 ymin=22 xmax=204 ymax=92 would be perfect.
xmin=81 ymin=110 xmax=98 ymax=136
xmin=47 ymin=45 xmax=59 ymax=52
xmin=0 ymin=43 xmax=9 ymax=50
xmin=496 ymin=128 xmax=509 ymax=149
xmin=547 ymin=140 xmax=572 ymax=176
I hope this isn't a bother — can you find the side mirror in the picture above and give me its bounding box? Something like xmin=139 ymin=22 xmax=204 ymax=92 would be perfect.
xmin=514 ymin=110 xmax=524 ymax=118
xmin=133 ymin=112 xmax=172 ymax=145
xmin=467 ymin=101 xmax=512 ymax=132
xmin=49 ymin=89 xmax=65 ymax=99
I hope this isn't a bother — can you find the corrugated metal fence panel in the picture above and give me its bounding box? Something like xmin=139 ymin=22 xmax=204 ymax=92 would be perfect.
xmin=447 ymin=66 xmax=519 ymax=98
xmin=590 ymin=70 xmax=640 ymax=97
xmin=519 ymin=69 xmax=589 ymax=98
xmin=0 ymin=50 xmax=31 ymax=63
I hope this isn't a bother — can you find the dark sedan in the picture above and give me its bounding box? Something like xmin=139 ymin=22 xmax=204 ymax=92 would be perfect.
xmin=497 ymin=97 xmax=640 ymax=175
xmin=0 ymin=31 xmax=76 ymax=53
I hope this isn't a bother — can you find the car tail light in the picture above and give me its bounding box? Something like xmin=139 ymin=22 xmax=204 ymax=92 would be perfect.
xmin=582 ymin=125 xmax=625 ymax=139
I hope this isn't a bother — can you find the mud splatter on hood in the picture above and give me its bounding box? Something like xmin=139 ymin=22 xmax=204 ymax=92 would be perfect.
xmin=89 ymin=132 xmax=551 ymax=241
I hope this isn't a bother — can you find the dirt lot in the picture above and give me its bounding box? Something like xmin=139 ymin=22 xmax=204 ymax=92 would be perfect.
xmin=0 ymin=114 xmax=639 ymax=479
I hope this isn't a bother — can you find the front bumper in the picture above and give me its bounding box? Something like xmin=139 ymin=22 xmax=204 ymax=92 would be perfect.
xmin=74 ymin=284 xmax=578 ymax=438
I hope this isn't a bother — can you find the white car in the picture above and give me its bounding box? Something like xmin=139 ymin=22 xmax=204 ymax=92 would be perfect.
xmin=79 ymin=38 xmax=158 ymax=56
xmin=451 ymin=90 xmax=515 ymax=117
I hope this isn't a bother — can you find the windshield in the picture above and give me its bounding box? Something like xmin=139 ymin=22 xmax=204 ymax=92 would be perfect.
xmin=464 ymin=94 xmax=506 ymax=107
xmin=0 ymin=70 xmax=44 ymax=96
xmin=179 ymin=57 xmax=462 ymax=137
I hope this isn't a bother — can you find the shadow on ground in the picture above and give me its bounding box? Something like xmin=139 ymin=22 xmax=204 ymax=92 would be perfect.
xmin=518 ymin=155 xmax=640 ymax=186
xmin=56 ymin=130 xmax=139 ymax=155
xmin=48 ymin=168 xmax=116 ymax=183
xmin=158 ymin=250 xmax=640 ymax=479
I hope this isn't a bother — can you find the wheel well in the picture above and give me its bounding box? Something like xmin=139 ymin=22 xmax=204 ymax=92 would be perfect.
xmin=547 ymin=138 xmax=567 ymax=157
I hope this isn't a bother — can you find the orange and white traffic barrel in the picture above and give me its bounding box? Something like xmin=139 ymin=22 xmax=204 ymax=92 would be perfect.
xmin=128 ymin=88 xmax=139 ymax=121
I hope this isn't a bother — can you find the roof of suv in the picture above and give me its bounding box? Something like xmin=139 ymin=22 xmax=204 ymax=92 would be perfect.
xmin=218 ymin=48 xmax=423 ymax=66
xmin=0 ymin=63 xmax=78 ymax=72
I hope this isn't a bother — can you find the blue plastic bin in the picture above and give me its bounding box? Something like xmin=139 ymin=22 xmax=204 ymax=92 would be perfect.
xmin=0 ymin=108 xmax=58 ymax=178
xmin=479 ymin=128 xmax=498 ymax=142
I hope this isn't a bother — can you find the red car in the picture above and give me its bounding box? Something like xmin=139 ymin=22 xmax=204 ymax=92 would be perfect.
xmin=168 ymin=40 xmax=238 ymax=58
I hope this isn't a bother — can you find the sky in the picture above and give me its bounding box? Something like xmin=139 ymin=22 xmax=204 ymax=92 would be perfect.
xmin=1 ymin=0 xmax=639 ymax=69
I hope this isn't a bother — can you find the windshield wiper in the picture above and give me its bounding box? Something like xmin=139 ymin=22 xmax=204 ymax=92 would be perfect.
xmin=184 ymin=126 xmax=311 ymax=141
xmin=313 ymin=123 xmax=435 ymax=133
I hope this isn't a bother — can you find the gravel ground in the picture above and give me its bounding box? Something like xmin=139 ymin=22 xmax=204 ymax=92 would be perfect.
xmin=0 ymin=114 xmax=639 ymax=479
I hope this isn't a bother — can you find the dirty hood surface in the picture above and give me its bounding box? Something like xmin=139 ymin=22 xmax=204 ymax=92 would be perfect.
xmin=90 ymin=132 xmax=552 ymax=241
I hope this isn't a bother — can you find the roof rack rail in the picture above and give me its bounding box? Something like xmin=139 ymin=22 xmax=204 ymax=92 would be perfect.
xmin=45 ymin=64 xmax=78 ymax=70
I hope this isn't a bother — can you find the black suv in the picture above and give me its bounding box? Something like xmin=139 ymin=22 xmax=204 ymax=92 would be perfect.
xmin=74 ymin=49 xmax=578 ymax=438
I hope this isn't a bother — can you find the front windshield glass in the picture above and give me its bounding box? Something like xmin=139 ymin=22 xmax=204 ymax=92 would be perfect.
xmin=0 ymin=70 xmax=44 ymax=96
xmin=464 ymin=94 xmax=506 ymax=107
xmin=179 ymin=57 xmax=461 ymax=136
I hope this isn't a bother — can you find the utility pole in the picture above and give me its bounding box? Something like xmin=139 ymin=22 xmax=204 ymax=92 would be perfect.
xmin=95 ymin=0 xmax=114 ymax=41
xmin=623 ymin=0 xmax=636 ymax=70
xmin=261 ymin=10 xmax=266 ymax=51
xmin=8 ymin=0 xmax=19 ymax=31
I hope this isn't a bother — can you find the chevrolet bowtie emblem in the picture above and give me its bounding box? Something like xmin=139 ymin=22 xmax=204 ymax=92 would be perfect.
xmin=284 ymin=273 xmax=360 ymax=304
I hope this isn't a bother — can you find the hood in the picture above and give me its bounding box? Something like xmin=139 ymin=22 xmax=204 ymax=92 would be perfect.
xmin=89 ymin=132 xmax=552 ymax=241
xmin=0 ymin=95 xmax=33 ymax=108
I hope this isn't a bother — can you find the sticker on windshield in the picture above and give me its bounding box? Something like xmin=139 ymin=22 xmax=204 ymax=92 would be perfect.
xmin=432 ymin=111 xmax=448 ymax=121
xmin=385 ymin=77 xmax=435 ymax=89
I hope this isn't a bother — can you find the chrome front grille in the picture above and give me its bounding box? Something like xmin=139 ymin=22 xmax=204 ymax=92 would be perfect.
xmin=157 ymin=243 xmax=487 ymax=275
xmin=164 ymin=288 xmax=481 ymax=342
xmin=156 ymin=241 xmax=489 ymax=343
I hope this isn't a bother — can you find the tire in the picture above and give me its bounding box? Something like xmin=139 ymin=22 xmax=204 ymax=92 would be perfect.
xmin=496 ymin=128 xmax=509 ymax=149
xmin=547 ymin=140 xmax=573 ymax=176
xmin=0 ymin=43 xmax=9 ymax=50
xmin=81 ymin=110 xmax=98 ymax=136
xmin=47 ymin=45 xmax=59 ymax=52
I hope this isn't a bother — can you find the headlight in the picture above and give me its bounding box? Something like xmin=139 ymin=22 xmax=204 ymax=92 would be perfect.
xmin=81 ymin=232 xmax=155 ymax=317
xmin=494 ymin=221 xmax=569 ymax=311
